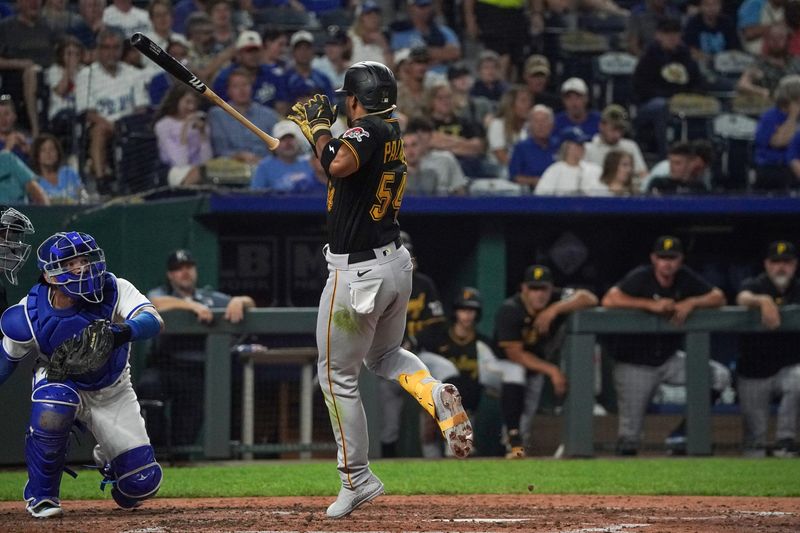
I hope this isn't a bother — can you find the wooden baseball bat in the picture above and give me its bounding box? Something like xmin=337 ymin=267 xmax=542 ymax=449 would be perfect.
xmin=130 ymin=32 xmax=280 ymax=151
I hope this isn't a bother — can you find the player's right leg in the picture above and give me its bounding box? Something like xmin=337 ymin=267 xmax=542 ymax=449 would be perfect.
xmin=24 ymin=376 xmax=80 ymax=518
xmin=613 ymin=361 xmax=660 ymax=455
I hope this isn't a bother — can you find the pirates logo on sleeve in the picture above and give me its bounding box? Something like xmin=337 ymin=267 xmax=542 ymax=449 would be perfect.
xmin=343 ymin=127 xmax=370 ymax=142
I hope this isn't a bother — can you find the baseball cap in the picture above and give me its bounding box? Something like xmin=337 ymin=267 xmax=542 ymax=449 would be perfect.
xmin=557 ymin=126 xmax=590 ymax=145
xmin=236 ymin=30 xmax=262 ymax=51
xmin=355 ymin=0 xmax=381 ymax=16
xmin=326 ymin=26 xmax=348 ymax=46
xmin=561 ymin=77 xmax=588 ymax=95
xmin=652 ymin=235 xmax=684 ymax=258
xmin=394 ymin=48 xmax=411 ymax=66
xmin=290 ymin=30 xmax=314 ymax=48
xmin=167 ymin=249 xmax=196 ymax=271
xmin=601 ymin=104 xmax=630 ymax=131
xmin=524 ymin=54 xmax=550 ymax=76
xmin=523 ymin=265 xmax=554 ymax=287
xmin=768 ymin=240 xmax=797 ymax=261
xmin=272 ymin=120 xmax=299 ymax=139
xmin=409 ymin=45 xmax=431 ymax=63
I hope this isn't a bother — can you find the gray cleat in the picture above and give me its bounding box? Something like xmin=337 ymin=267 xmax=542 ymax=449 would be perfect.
xmin=326 ymin=473 xmax=384 ymax=519
xmin=26 ymin=498 xmax=63 ymax=518
xmin=433 ymin=383 xmax=474 ymax=458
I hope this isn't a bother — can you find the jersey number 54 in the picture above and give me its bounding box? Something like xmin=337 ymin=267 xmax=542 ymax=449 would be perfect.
xmin=370 ymin=171 xmax=407 ymax=222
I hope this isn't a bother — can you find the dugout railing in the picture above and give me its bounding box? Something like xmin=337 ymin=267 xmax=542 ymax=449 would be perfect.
xmin=160 ymin=306 xmax=800 ymax=459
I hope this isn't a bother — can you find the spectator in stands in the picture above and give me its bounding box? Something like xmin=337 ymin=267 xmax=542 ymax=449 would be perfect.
xmin=0 ymin=97 xmax=32 ymax=162
xmin=147 ymin=0 xmax=184 ymax=51
xmin=403 ymin=117 xmax=469 ymax=195
xmin=736 ymin=240 xmax=800 ymax=458
xmin=495 ymin=264 xmax=598 ymax=458
xmin=209 ymin=68 xmax=280 ymax=164
xmin=70 ymin=0 xmax=105 ymax=53
xmin=261 ymin=28 xmax=288 ymax=70
xmin=628 ymin=0 xmax=682 ymax=56
xmin=470 ymin=50 xmax=508 ymax=104
xmin=31 ymin=133 xmax=85 ymax=203
xmin=448 ymin=63 xmax=493 ymax=130
xmin=251 ymin=120 xmax=321 ymax=193
xmin=508 ymin=104 xmax=557 ymax=191
xmin=753 ymin=74 xmax=800 ymax=191
xmin=632 ymin=18 xmax=703 ymax=159
xmin=149 ymin=37 xmax=192 ymax=106
xmin=426 ymin=80 xmax=488 ymax=177
xmin=42 ymin=0 xmax=81 ymax=34
xmin=786 ymin=1 xmax=800 ymax=55
xmin=596 ymin=150 xmax=636 ymax=196
xmin=554 ymin=77 xmax=600 ymax=138
xmin=390 ymin=0 xmax=460 ymax=73
xmin=139 ymin=249 xmax=255 ymax=449
xmin=647 ymin=142 xmax=710 ymax=195
xmin=213 ymin=30 xmax=288 ymax=112
xmin=76 ymin=28 xmax=150 ymax=187
xmin=349 ymin=0 xmax=392 ymax=66
xmin=738 ymin=24 xmax=800 ymax=100
xmin=487 ymin=85 xmax=532 ymax=173
xmin=103 ymin=0 xmax=153 ymax=36
xmin=535 ymin=127 xmax=603 ymax=196
xmin=463 ymin=0 xmax=530 ymax=81
xmin=46 ymin=36 xmax=84 ymax=137
xmin=172 ymin=0 xmax=205 ymax=34
xmin=0 ymin=150 xmax=49 ymax=205
xmin=207 ymin=0 xmax=237 ymax=53
xmin=601 ymin=235 xmax=730 ymax=456
xmin=738 ymin=0 xmax=785 ymax=56
xmin=312 ymin=27 xmax=350 ymax=90
xmin=0 ymin=0 xmax=59 ymax=138
xmin=395 ymin=46 xmax=430 ymax=122
xmin=154 ymin=84 xmax=213 ymax=187
xmin=186 ymin=11 xmax=235 ymax=82
xmin=583 ymin=104 xmax=648 ymax=187
xmin=522 ymin=54 xmax=561 ymax=112
xmin=285 ymin=30 xmax=335 ymax=104
xmin=683 ymin=0 xmax=741 ymax=69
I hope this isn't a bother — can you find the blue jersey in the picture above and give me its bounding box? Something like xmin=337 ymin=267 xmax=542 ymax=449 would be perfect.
xmin=212 ymin=63 xmax=288 ymax=109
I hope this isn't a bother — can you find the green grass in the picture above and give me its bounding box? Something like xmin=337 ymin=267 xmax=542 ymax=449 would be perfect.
xmin=1 ymin=458 xmax=798 ymax=501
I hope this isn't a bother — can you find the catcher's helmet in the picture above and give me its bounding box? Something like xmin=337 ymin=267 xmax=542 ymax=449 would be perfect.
xmin=453 ymin=286 xmax=482 ymax=321
xmin=336 ymin=61 xmax=397 ymax=112
xmin=0 ymin=207 xmax=34 ymax=285
xmin=37 ymin=231 xmax=107 ymax=303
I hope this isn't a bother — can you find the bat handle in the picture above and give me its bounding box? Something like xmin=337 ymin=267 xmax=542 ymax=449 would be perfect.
xmin=206 ymin=90 xmax=280 ymax=151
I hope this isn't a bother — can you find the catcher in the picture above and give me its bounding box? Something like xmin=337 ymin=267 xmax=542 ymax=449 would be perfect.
xmin=0 ymin=231 xmax=164 ymax=518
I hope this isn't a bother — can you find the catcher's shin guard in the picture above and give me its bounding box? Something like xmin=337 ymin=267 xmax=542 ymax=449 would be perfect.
xmin=107 ymin=445 xmax=162 ymax=509
xmin=24 ymin=383 xmax=80 ymax=503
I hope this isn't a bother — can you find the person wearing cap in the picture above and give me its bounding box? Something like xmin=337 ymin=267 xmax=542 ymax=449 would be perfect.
xmin=583 ymin=104 xmax=648 ymax=186
xmin=522 ymin=54 xmax=561 ymax=112
xmin=212 ymin=29 xmax=289 ymax=111
xmin=471 ymin=50 xmax=509 ymax=103
xmin=602 ymin=235 xmax=729 ymax=456
xmin=736 ymin=240 xmax=800 ymax=457
xmin=554 ymin=77 xmax=601 ymax=138
xmin=403 ymin=117 xmax=469 ymax=195
xmin=395 ymin=46 xmax=431 ymax=120
xmin=349 ymin=0 xmax=392 ymax=65
xmin=632 ymin=17 xmax=703 ymax=159
xmin=312 ymin=27 xmax=351 ymax=89
xmin=251 ymin=120 xmax=322 ymax=193
xmin=508 ymin=104 xmax=557 ymax=190
xmin=138 ymin=249 xmax=255 ymax=448
xmin=646 ymin=141 xmax=710 ymax=195
xmin=534 ymin=126 xmax=603 ymax=196
xmin=494 ymin=264 xmax=598 ymax=458
xmin=389 ymin=0 xmax=461 ymax=72
xmin=285 ymin=30 xmax=335 ymax=103
xmin=209 ymin=67 xmax=281 ymax=163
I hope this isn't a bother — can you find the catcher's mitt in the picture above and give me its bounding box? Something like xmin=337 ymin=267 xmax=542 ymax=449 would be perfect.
xmin=47 ymin=320 xmax=115 ymax=382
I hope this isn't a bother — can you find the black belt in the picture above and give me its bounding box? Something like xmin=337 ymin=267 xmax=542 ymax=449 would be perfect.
xmin=347 ymin=237 xmax=403 ymax=265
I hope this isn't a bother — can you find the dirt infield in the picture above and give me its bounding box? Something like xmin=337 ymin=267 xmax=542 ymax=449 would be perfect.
xmin=1 ymin=494 xmax=798 ymax=533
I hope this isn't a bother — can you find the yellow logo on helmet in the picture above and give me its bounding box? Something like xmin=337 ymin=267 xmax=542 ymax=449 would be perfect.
xmin=534 ymin=267 xmax=543 ymax=279
xmin=664 ymin=239 xmax=673 ymax=250
xmin=778 ymin=242 xmax=787 ymax=254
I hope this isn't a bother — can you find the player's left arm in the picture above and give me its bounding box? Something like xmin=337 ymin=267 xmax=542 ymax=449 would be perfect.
xmin=112 ymin=277 xmax=165 ymax=346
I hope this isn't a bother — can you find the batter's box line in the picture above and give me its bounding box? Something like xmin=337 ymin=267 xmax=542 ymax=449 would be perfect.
xmin=551 ymin=524 xmax=650 ymax=533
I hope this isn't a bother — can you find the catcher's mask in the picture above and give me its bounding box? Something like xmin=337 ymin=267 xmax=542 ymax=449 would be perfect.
xmin=37 ymin=231 xmax=106 ymax=303
xmin=0 ymin=207 xmax=34 ymax=285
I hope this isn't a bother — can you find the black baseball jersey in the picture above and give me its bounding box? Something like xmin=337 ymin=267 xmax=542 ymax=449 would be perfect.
xmin=493 ymin=290 xmax=568 ymax=367
xmin=327 ymin=115 xmax=405 ymax=254
xmin=738 ymin=273 xmax=800 ymax=378
xmin=406 ymin=271 xmax=445 ymax=340
xmin=603 ymin=264 xmax=715 ymax=367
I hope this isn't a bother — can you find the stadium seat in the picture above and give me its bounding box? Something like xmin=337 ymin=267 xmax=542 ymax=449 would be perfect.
xmin=712 ymin=113 xmax=758 ymax=190
xmin=593 ymin=51 xmax=638 ymax=108
xmin=668 ymin=93 xmax=721 ymax=142
xmin=113 ymin=112 xmax=167 ymax=195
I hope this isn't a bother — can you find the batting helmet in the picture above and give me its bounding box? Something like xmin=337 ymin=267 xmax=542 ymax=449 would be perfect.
xmin=0 ymin=207 xmax=34 ymax=285
xmin=336 ymin=61 xmax=397 ymax=113
xmin=37 ymin=231 xmax=107 ymax=303
xmin=453 ymin=286 xmax=482 ymax=321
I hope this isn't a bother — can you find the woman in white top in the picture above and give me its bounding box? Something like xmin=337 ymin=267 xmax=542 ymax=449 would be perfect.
xmin=597 ymin=149 xmax=636 ymax=196
xmin=535 ymin=127 xmax=603 ymax=196
xmin=486 ymin=85 xmax=532 ymax=172
xmin=46 ymin=36 xmax=85 ymax=131
xmin=348 ymin=1 xmax=393 ymax=66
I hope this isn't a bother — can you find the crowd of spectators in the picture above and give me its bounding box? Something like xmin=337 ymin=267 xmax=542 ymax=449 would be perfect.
xmin=3 ymin=0 xmax=800 ymax=202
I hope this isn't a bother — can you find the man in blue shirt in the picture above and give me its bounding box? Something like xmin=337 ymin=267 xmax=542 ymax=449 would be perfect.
xmin=285 ymin=30 xmax=335 ymax=104
xmin=553 ymin=77 xmax=601 ymax=138
xmin=389 ymin=0 xmax=460 ymax=73
xmin=251 ymin=120 xmax=323 ymax=193
xmin=209 ymin=68 xmax=281 ymax=164
xmin=508 ymin=104 xmax=557 ymax=192
xmin=754 ymin=74 xmax=800 ymax=191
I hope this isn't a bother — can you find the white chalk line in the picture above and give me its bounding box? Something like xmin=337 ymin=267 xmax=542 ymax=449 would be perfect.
xmin=552 ymin=524 xmax=650 ymax=533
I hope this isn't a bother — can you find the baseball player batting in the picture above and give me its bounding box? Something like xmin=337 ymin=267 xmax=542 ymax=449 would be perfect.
xmin=0 ymin=231 xmax=164 ymax=518
xmin=288 ymin=62 xmax=474 ymax=519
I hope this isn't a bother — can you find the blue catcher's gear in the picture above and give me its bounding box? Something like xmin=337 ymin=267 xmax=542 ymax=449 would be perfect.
xmin=24 ymin=382 xmax=80 ymax=508
xmin=37 ymin=231 xmax=107 ymax=303
xmin=0 ymin=207 xmax=34 ymax=285
xmin=98 ymin=445 xmax=162 ymax=509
